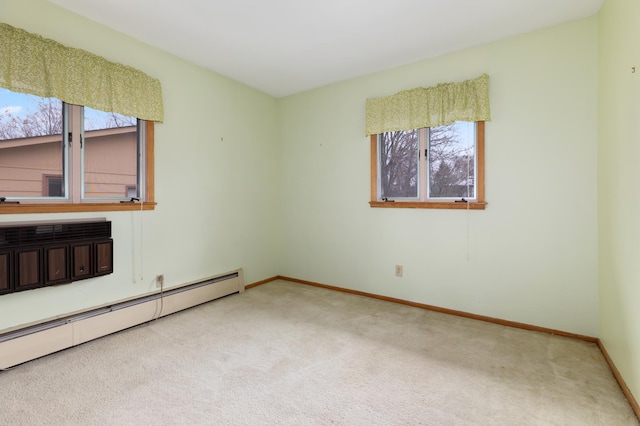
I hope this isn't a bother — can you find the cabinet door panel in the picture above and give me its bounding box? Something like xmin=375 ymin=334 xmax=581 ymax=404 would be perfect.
xmin=0 ymin=251 xmax=11 ymax=294
xmin=45 ymin=245 xmax=70 ymax=285
xmin=15 ymin=248 xmax=42 ymax=290
xmin=72 ymin=243 xmax=93 ymax=280
xmin=95 ymin=240 xmax=113 ymax=276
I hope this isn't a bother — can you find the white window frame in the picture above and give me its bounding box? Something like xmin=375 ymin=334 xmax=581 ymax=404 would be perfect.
xmin=0 ymin=92 xmax=155 ymax=214
xmin=370 ymin=121 xmax=486 ymax=210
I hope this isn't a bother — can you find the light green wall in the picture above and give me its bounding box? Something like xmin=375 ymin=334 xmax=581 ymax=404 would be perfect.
xmin=598 ymin=0 xmax=640 ymax=403
xmin=279 ymin=17 xmax=599 ymax=336
xmin=1 ymin=0 xmax=637 ymax=408
xmin=4 ymin=0 xmax=639 ymax=409
xmin=0 ymin=0 xmax=281 ymax=329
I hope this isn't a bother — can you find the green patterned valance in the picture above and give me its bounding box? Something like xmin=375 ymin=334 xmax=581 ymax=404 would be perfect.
xmin=0 ymin=23 xmax=164 ymax=122
xmin=365 ymin=74 xmax=490 ymax=136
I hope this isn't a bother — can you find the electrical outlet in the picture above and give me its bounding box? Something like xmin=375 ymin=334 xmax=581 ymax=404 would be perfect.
xmin=156 ymin=274 xmax=164 ymax=288
xmin=395 ymin=265 xmax=403 ymax=277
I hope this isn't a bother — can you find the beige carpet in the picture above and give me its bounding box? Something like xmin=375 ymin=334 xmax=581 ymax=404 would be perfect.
xmin=0 ymin=280 xmax=637 ymax=425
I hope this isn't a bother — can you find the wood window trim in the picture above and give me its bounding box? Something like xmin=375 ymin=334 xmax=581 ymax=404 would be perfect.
xmin=370 ymin=121 xmax=486 ymax=210
xmin=0 ymin=121 xmax=156 ymax=214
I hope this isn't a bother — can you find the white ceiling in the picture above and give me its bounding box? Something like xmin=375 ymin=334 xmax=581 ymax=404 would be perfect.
xmin=47 ymin=0 xmax=603 ymax=98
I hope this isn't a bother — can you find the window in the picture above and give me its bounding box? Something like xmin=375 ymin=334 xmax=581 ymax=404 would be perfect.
xmin=125 ymin=186 xmax=138 ymax=199
xmin=370 ymin=121 xmax=485 ymax=209
xmin=82 ymin=106 xmax=142 ymax=200
xmin=1 ymin=23 xmax=163 ymax=214
xmin=43 ymin=175 xmax=63 ymax=197
xmin=0 ymin=87 xmax=154 ymax=213
xmin=365 ymin=74 xmax=490 ymax=209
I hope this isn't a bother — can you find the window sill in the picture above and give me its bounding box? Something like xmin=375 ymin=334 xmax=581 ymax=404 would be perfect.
xmin=369 ymin=201 xmax=486 ymax=210
xmin=0 ymin=202 xmax=156 ymax=214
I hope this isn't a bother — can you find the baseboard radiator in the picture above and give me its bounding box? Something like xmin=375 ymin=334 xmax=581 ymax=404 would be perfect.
xmin=0 ymin=270 xmax=244 ymax=370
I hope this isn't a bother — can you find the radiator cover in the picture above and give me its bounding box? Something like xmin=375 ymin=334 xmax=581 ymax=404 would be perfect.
xmin=0 ymin=270 xmax=244 ymax=369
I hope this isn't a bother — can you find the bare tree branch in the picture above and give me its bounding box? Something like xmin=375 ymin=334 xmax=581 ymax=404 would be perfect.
xmin=0 ymin=98 xmax=62 ymax=140
xmin=379 ymin=122 xmax=475 ymax=199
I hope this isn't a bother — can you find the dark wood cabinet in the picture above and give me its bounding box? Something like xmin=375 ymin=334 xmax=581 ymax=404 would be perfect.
xmin=0 ymin=220 xmax=113 ymax=295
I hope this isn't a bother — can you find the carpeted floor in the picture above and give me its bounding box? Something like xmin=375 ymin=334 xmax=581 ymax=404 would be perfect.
xmin=0 ymin=280 xmax=637 ymax=425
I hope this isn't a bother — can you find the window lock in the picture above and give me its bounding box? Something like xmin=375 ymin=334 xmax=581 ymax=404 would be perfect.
xmin=0 ymin=197 xmax=20 ymax=204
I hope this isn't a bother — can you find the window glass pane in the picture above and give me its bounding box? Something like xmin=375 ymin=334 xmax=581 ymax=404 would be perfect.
xmin=44 ymin=175 xmax=63 ymax=196
xmin=0 ymin=88 xmax=65 ymax=198
xmin=83 ymin=107 xmax=139 ymax=199
xmin=379 ymin=130 xmax=419 ymax=198
xmin=428 ymin=121 xmax=476 ymax=199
